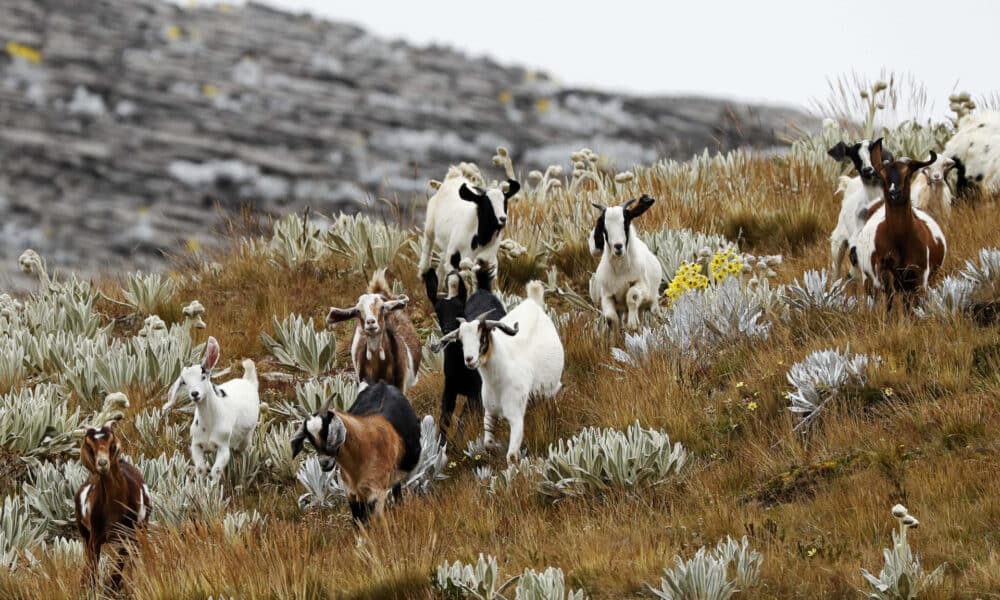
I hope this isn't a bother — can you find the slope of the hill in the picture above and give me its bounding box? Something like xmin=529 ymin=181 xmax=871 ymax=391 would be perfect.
xmin=0 ymin=0 xmax=810 ymax=287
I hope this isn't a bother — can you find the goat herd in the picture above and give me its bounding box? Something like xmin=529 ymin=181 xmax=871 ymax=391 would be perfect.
xmin=70 ymin=113 xmax=997 ymax=591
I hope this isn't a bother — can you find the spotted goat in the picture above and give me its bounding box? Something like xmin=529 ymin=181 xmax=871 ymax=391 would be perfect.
xmin=327 ymin=269 xmax=421 ymax=393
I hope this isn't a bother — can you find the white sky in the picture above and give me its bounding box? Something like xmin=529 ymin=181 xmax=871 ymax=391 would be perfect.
xmin=258 ymin=0 xmax=997 ymax=118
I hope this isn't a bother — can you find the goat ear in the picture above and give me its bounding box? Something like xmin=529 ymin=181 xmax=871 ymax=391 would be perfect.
xmin=590 ymin=213 xmax=606 ymax=257
xmin=827 ymin=141 xmax=848 ymax=162
xmin=627 ymin=195 xmax=655 ymax=219
xmin=202 ymin=336 xmax=221 ymax=371
xmin=459 ymin=183 xmax=482 ymax=203
xmin=503 ymin=179 xmax=520 ymax=200
xmin=164 ymin=376 xmax=182 ymax=413
xmin=383 ymin=296 xmax=409 ymax=312
xmin=326 ymin=306 xmax=359 ymax=325
xmin=943 ymin=157 xmax=957 ymax=174
xmin=430 ymin=329 xmax=460 ymax=353
xmin=290 ymin=426 xmax=307 ymax=458
xmin=326 ymin=417 xmax=347 ymax=451
xmin=870 ymin=142 xmax=887 ymax=179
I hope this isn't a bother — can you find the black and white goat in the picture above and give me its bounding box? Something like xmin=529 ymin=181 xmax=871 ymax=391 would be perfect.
xmin=827 ymin=138 xmax=898 ymax=278
xmin=291 ymin=382 xmax=421 ymax=525
xmin=417 ymin=166 xmax=521 ymax=289
xmin=588 ymin=195 xmax=663 ymax=330
xmin=163 ymin=336 xmax=260 ymax=483
xmin=423 ymin=264 xmax=507 ymax=441
xmin=432 ymin=281 xmax=563 ymax=463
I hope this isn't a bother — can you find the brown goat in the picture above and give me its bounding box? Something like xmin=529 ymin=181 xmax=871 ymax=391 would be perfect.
xmin=75 ymin=421 xmax=151 ymax=593
xmin=326 ymin=269 xmax=422 ymax=393
xmin=853 ymin=148 xmax=947 ymax=310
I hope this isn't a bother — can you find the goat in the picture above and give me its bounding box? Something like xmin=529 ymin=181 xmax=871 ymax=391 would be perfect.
xmin=828 ymin=138 xmax=896 ymax=278
xmin=163 ymin=336 xmax=260 ymax=482
xmin=432 ymin=281 xmax=563 ymax=463
xmin=417 ymin=166 xmax=521 ymax=289
xmin=588 ymin=195 xmax=663 ymax=330
xmin=291 ymin=381 xmax=421 ymax=525
xmin=910 ymin=154 xmax=956 ymax=222
xmin=75 ymin=420 xmax=151 ymax=593
xmin=852 ymin=148 xmax=946 ymax=310
xmin=423 ymin=264 xmax=507 ymax=441
xmin=943 ymin=111 xmax=1000 ymax=199
xmin=327 ymin=269 xmax=421 ymax=394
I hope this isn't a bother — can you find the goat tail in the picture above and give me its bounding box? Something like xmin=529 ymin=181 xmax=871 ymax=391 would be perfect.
xmin=526 ymin=280 xmax=545 ymax=306
xmin=241 ymin=359 xmax=258 ymax=387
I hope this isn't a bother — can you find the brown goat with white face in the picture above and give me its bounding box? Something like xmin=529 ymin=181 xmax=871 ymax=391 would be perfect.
xmin=326 ymin=269 xmax=422 ymax=393
xmin=852 ymin=147 xmax=947 ymax=311
xmin=75 ymin=420 xmax=151 ymax=593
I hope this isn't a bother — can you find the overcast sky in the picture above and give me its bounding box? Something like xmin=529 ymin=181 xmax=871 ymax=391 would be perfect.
xmin=258 ymin=0 xmax=996 ymax=118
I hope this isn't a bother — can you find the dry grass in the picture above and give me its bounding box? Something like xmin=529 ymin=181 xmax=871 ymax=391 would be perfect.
xmin=4 ymin=153 xmax=1000 ymax=599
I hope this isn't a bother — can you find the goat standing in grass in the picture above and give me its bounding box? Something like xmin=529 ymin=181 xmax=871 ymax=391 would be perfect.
xmin=75 ymin=420 xmax=151 ymax=593
xmin=588 ymin=195 xmax=663 ymax=330
xmin=433 ymin=281 xmax=563 ymax=463
xmin=291 ymin=381 xmax=421 ymax=525
xmin=852 ymin=148 xmax=946 ymax=311
xmin=327 ymin=269 xmax=421 ymax=394
xmin=163 ymin=336 xmax=260 ymax=483
xmin=417 ymin=166 xmax=520 ymax=290
xmin=424 ymin=263 xmax=507 ymax=441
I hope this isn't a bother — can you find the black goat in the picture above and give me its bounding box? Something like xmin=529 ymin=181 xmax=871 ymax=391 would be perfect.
xmin=423 ymin=266 xmax=506 ymax=442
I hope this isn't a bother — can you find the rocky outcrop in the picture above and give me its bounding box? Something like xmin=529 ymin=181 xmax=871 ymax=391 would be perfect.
xmin=0 ymin=0 xmax=810 ymax=288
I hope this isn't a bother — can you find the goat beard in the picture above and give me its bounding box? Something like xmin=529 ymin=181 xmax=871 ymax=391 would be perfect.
xmin=364 ymin=332 xmax=386 ymax=361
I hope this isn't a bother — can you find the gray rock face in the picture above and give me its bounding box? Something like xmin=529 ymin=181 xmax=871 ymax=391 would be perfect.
xmin=0 ymin=0 xmax=809 ymax=288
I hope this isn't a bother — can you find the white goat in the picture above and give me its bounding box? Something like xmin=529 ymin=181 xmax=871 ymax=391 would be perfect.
xmin=588 ymin=195 xmax=663 ymax=330
xmin=163 ymin=336 xmax=260 ymax=483
xmin=417 ymin=166 xmax=520 ymax=288
xmin=944 ymin=111 xmax=1000 ymax=196
xmin=432 ymin=281 xmax=563 ymax=463
xmin=827 ymin=138 xmax=893 ymax=279
xmin=910 ymin=154 xmax=955 ymax=222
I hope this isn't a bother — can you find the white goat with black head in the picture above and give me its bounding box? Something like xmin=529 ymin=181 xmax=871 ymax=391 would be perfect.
xmin=432 ymin=281 xmax=563 ymax=463
xmin=417 ymin=166 xmax=521 ymax=290
xmin=588 ymin=195 xmax=663 ymax=330
xmin=163 ymin=336 xmax=260 ymax=483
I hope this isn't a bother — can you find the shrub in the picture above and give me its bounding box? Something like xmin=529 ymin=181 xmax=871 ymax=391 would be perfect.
xmin=0 ymin=495 xmax=46 ymax=569
xmin=644 ymin=536 xmax=763 ymax=600
xmin=860 ymin=505 xmax=946 ymax=600
xmin=260 ymin=314 xmax=337 ymax=377
xmin=786 ymin=348 xmax=877 ymax=432
xmin=433 ymin=555 xmax=586 ymax=600
xmin=122 ymin=271 xmax=178 ymax=316
xmin=269 ymin=375 xmax=358 ymax=422
xmin=0 ymin=384 xmax=81 ymax=458
xmin=325 ymin=212 xmax=413 ymax=274
xmin=537 ymin=422 xmax=689 ymax=499
xmin=785 ymin=269 xmax=857 ymax=313
xmin=20 ymin=461 xmax=88 ymax=535
xmin=402 ymin=416 xmax=449 ymax=494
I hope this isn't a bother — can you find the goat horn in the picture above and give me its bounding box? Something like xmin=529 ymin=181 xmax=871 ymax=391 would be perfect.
xmin=472 ymin=309 xmax=496 ymax=322
xmin=621 ymin=198 xmax=636 ymax=210
xmin=430 ymin=329 xmax=460 ymax=353
xmin=484 ymin=320 xmax=519 ymax=336
xmin=591 ymin=202 xmax=607 ymax=211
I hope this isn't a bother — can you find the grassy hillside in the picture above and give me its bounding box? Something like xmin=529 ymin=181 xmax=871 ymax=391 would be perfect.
xmin=2 ymin=87 xmax=1000 ymax=599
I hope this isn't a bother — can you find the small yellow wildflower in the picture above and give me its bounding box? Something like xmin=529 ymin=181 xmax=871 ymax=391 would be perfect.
xmin=747 ymin=401 xmax=758 ymax=411
xmin=474 ymin=454 xmax=482 ymax=461
xmin=6 ymin=41 xmax=42 ymax=64
xmin=735 ymin=381 xmax=745 ymax=389
xmin=534 ymin=98 xmax=551 ymax=112
xmin=202 ymin=83 xmax=219 ymax=98
xmin=497 ymin=90 xmax=513 ymax=105
xmin=806 ymin=547 xmax=817 ymax=557
xmin=448 ymin=461 xmax=456 ymax=469
xmin=883 ymin=387 xmax=894 ymax=397
xmin=186 ymin=238 xmax=202 ymax=252
xmin=165 ymin=25 xmax=182 ymax=42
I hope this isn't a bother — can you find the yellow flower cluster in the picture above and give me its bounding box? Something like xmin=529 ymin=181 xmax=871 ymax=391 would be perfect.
xmin=664 ymin=262 xmax=709 ymax=304
xmin=6 ymin=41 xmax=41 ymax=65
xmin=710 ymin=248 xmax=743 ymax=282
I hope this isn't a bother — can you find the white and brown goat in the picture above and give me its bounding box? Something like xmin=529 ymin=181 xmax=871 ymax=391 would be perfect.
xmin=75 ymin=420 xmax=151 ymax=593
xmin=327 ymin=269 xmax=421 ymax=393
xmin=852 ymin=148 xmax=947 ymax=310
xmin=291 ymin=381 xmax=421 ymax=524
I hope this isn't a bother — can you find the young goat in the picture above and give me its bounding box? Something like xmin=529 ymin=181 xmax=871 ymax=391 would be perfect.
xmin=828 ymin=138 xmax=896 ymax=278
xmin=433 ymin=281 xmax=563 ymax=463
xmin=944 ymin=110 xmax=1000 ymax=198
xmin=291 ymin=382 xmax=421 ymax=524
xmin=417 ymin=166 xmax=521 ymax=289
xmin=327 ymin=269 xmax=421 ymax=394
xmin=910 ymin=154 xmax=956 ymax=222
xmin=852 ymin=148 xmax=946 ymax=310
xmin=75 ymin=420 xmax=151 ymax=593
xmin=588 ymin=195 xmax=663 ymax=330
xmin=423 ymin=264 xmax=507 ymax=441
xmin=163 ymin=336 xmax=260 ymax=482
